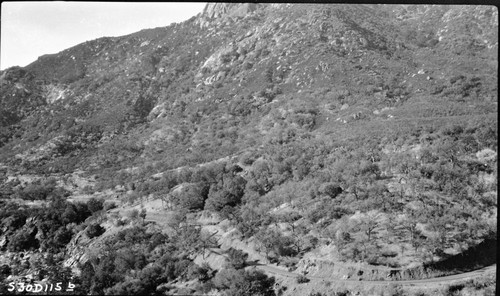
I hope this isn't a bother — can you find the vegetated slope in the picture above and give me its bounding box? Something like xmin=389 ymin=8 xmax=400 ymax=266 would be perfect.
xmin=0 ymin=4 xmax=497 ymax=296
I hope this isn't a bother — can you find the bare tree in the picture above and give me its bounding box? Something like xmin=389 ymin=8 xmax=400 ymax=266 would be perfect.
xmin=358 ymin=210 xmax=383 ymax=242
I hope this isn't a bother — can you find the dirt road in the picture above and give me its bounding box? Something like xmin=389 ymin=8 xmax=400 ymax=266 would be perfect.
xmin=125 ymin=195 xmax=496 ymax=289
xmin=255 ymin=263 xmax=496 ymax=286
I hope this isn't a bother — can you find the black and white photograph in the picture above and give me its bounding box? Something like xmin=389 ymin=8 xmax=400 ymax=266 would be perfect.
xmin=0 ymin=2 xmax=497 ymax=295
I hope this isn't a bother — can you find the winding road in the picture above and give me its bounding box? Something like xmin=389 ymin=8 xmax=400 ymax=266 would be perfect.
xmin=139 ymin=202 xmax=496 ymax=288
xmin=123 ymin=184 xmax=496 ymax=289
xmin=254 ymin=263 xmax=496 ymax=286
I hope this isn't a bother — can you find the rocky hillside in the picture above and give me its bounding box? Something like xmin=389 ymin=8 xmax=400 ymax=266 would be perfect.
xmin=0 ymin=4 xmax=497 ymax=296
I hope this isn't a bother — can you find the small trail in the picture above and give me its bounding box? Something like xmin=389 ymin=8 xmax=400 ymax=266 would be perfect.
xmin=148 ymin=150 xmax=246 ymax=179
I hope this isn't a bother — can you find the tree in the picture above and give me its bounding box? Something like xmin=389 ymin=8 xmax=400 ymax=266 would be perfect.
xmin=172 ymin=182 xmax=209 ymax=211
xmin=255 ymin=228 xmax=296 ymax=261
xmin=225 ymin=248 xmax=248 ymax=269
xmin=278 ymin=211 xmax=301 ymax=233
xmin=358 ymin=210 xmax=383 ymax=242
xmin=212 ymin=268 xmax=275 ymax=296
xmin=61 ymin=204 xmax=79 ymax=224
xmin=236 ymin=204 xmax=265 ymax=238
xmin=296 ymin=274 xmax=310 ymax=283
xmin=174 ymin=225 xmax=202 ymax=255
xmin=399 ymin=210 xmax=422 ymax=249
xmin=87 ymin=198 xmax=104 ymax=213
xmin=166 ymin=209 xmax=187 ymax=234
xmin=335 ymin=230 xmax=353 ymax=249
xmin=115 ymin=248 xmax=147 ymax=273
xmin=289 ymin=224 xmax=311 ymax=254
xmin=7 ymin=228 xmax=39 ymax=251
xmin=73 ymin=202 xmax=92 ymax=223
xmin=86 ymin=223 xmax=105 ymax=238
xmin=199 ymin=230 xmax=219 ymax=258
xmin=53 ymin=226 xmax=73 ymax=247
xmin=127 ymin=209 xmax=139 ymax=220
xmin=0 ymin=264 xmax=11 ymax=278
xmin=319 ymin=183 xmax=343 ymax=198
xmin=3 ymin=211 xmax=27 ymax=231
xmin=337 ymin=210 xmax=384 ymax=261
xmin=186 ymin=263 xmax=213 ymax=282
xmin=255 ymin=229 xmax=279 ymax=261
xmin=139 ymin=207 xmax=147 ymax=223
xmin=205 ymin=175 xmax=247 ymax=212
xmin=104 ymin=278 xmax=155 ymax=296
xmin=78 ymin=261 xmax=96 ymax=293
xmin=80 ymin=254 xmax=123 ymax=295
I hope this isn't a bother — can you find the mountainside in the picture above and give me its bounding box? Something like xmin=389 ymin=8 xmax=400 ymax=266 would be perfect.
xmin=0 ymin=4 xmax=497 ymax=296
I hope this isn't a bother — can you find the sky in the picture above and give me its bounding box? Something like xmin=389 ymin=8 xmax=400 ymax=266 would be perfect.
xmin=0 ymin=2 xmax=206 ymax=70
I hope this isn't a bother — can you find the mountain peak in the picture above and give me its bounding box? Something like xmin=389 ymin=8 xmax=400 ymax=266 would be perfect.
xmin=202 ymin=3 xmax=259 ymax=19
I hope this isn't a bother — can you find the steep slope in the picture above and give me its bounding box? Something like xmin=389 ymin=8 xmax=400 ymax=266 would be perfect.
xmin=0 ymin=4 xmax=497 ymax=296
xmin=1 ymin=4 xmax=496 ymax=167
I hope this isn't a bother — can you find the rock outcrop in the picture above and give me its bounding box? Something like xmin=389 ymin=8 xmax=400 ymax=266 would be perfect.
xmin=203 ymin=3 xmax=259 ymax=19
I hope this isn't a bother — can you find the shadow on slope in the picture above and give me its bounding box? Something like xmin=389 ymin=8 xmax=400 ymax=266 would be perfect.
xmin=391 ymin=239 xmax=497 ymax=280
